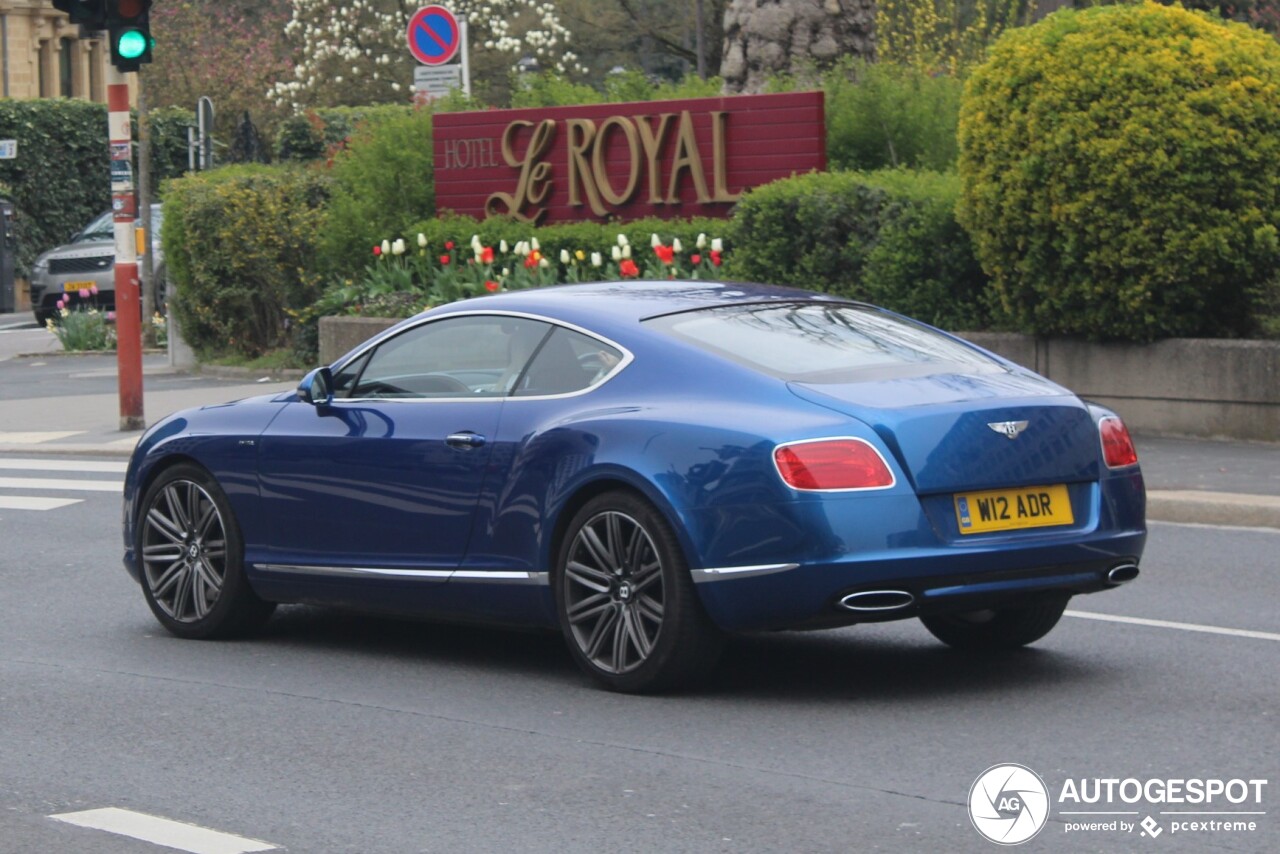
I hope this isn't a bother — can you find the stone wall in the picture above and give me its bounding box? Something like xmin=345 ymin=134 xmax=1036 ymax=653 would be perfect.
xmin=720 ymin=0 xmax=875 ymax=94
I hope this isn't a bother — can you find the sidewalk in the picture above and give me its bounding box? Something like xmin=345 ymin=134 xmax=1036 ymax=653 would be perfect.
xmin=0 ymin=357 xmax=1275 ymax=529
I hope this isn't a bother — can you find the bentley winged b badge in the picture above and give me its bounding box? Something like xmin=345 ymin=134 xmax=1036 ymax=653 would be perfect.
xmin=988 ymin=420 xmax=1029 ymax=440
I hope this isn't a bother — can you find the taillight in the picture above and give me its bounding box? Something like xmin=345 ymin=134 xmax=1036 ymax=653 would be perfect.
xmin=1099 ymin=416 xmax=1138 ymax=469
xmin=774 ymin=438 xmax=895 ymax=491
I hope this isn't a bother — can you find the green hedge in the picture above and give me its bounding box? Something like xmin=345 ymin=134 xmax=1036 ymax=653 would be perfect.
xmin=727 ymin=169 xmax=993 ymax=330
xmin=163 ymin=165 xmax=329 ymax=358
xmin=958 ymin=2 xmax=1280 ymax=341
xmin=0 ymin=99 xmax=108 ymax=277
xmin=274 ymin=105 xmax=417 ymax=162
xmin=316 ymin=107 xmax=434 ymax=278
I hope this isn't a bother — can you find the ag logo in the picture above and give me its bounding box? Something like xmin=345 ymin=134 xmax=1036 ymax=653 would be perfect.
xmin=969 ymin=763 xmax=1050 ymax=845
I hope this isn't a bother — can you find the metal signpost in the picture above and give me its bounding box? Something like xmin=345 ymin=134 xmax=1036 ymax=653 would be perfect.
xmin=407 ymin=5 xmax=470 ymax=99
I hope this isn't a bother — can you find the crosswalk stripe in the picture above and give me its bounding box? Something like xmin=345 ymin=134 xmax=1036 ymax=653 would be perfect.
xmin=0 ymin=496 xmax=83 ymax=511
xmin=0 ymin=458 xmax=129 ymax=473
xmin=0 ymin=476 xmax=121 ymax=493
xmin=50 ymin=808 xmax=278 ymax=854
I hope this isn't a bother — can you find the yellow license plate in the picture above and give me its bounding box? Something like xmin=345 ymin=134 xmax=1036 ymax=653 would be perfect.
xmin=954 ymin=484 xmax=1073 ymax=535
xmin=63 ymin=280 xmax=95 ymax=292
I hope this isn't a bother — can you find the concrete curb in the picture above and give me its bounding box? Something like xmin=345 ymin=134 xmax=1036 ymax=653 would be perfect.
xmin=1146 ymin=491 xmax=1280 ymax=530
xmin=197 ymin=365 xmax=307 ymax=382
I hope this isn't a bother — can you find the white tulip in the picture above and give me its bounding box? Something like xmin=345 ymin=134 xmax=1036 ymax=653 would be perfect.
xmin=696 ymin=232 xmax=707 ymax=249
xmin=391 ymin=238 xmax=406 ymax=256
xmin=650 ymin=233 xmax=661 ymax=248
xmin=381 ymin=239 xmax=391 ymax=255
xmin=711 ymin=237 xmax=723 ymax=252
xmin=539 ymin=257 xmax=549 ymax=269
xmin=500 ymin=239 xmax=509 ymax=253
xmin=617 ymin=233 xmax=629 ymax=247
xmin=531 ymin=237 xmax=541 ymax=251
xmin=611 ymin=245 xmax=622 ymax=261
xmin=621 ymin=244 xmax=632 ymax=259
xmin=417 ymin=232 xmax=428 ymax=248
xmin=672 ymin=237 xmax=683 ymax=253
xmin=560 ymin=249 xmax=571 ymax=264
xmin=591 ymin=252 xmax=603 ymax=267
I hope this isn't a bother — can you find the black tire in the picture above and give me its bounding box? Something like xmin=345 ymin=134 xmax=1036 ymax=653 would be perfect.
xmin=920 ymin=595 xmax=1070 ymax=650
xmin=555 ymin=491 xmax=723 ymax=692
xmin=136 ymin=463 xmax=275 ymax=639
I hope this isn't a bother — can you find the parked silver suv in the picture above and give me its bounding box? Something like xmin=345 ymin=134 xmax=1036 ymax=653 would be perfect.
xmin=29 ymin=205 xmax=165 ymax=325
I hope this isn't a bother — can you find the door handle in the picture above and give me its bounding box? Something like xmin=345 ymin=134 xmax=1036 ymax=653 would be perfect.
xmin=446 ymin=431 xmax=487 ymax=449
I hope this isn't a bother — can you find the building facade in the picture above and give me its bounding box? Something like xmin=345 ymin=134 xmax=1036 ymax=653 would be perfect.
xmin=1 ymin=1 xmax=110 ymax=102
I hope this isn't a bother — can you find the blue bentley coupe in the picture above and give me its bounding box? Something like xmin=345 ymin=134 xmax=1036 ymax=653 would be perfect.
xmin=122 ymin=282 xmax=1146 ymax=692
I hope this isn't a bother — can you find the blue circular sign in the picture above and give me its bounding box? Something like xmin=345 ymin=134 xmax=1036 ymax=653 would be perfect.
xmin=407 ymin=5 xmax=461 ymax=66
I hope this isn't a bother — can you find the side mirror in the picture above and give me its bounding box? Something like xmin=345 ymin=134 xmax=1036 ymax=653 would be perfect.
xmin=298 ymin=367 xmax=334 ymax=407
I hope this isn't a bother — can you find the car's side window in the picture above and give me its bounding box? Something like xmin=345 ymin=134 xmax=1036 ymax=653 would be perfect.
xmin=513 ymin=327 xmax=624 ymax=397
xmin=340 ymin=316 xmax=551 ymax=399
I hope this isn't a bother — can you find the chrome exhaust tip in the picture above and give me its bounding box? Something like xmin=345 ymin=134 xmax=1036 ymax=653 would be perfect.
xmin=1107 ymin=563 xmax=1140 ymax=585
xmin=839 ymin=590 xmax=915 ymax=612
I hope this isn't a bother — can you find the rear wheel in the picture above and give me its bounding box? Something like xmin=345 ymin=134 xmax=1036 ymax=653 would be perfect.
xmin=137 ymin=463 xmax=275 ymax=639
xmin=920 ymin=595 xmax=1069 ymax=650
xmin=555 ymin=491 xmax=723 ymax=692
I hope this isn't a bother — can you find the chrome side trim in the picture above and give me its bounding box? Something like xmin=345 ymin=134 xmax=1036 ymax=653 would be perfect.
xmin=257 ymin=564 xmax=550 ymax=585
xmin=258 ymin=563 xmax=452 ymax=580
xmin=452 ymin=570 xmax=550 ymax=585
xmin=690 ymin=563 xmax=800 ymax=583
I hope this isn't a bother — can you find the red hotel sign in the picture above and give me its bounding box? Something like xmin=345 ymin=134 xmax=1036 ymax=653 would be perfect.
xmin=433 ymin=91 xmax=825 ymax=224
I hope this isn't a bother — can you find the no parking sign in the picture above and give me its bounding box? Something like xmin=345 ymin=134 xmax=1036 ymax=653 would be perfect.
xmin=407 ymin=5 xmax=461 ymax=66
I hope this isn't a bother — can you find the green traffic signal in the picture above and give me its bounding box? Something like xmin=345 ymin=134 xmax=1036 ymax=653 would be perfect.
xmin=116 ymin=29 xmax=148 ymax=60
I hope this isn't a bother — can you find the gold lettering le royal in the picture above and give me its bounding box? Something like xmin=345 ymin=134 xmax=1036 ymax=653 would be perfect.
xmin=485 ymin=119 xmax=557 ymax=224
xmin=485 ymin=110 xmax=741 ymax=221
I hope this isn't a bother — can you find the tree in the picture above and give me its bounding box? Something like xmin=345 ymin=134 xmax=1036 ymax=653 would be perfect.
xmin=719 ymin=0 xmax=876 ymax=94
xmin=268 ymin=1 xmax=581 ymax=110
xmin=143 ymin=1 xmax=294 ymax=145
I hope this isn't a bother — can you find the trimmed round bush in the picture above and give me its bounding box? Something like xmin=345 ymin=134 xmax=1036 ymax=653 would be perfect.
xmin=957 ymin=2 xmax=1280 ymax=341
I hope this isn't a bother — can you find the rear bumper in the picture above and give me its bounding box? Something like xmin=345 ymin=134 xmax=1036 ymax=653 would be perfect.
xmin=692 ymin=531 xmax=1145 ymax=631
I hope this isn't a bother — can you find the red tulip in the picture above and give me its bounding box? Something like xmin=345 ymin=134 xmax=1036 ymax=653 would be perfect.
xmin=619 ymin=259 xmax=639 ymax=278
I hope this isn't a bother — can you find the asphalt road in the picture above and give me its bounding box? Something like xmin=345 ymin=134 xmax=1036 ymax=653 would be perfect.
xmin=0 ymin=455 xmax=1276 ymax=853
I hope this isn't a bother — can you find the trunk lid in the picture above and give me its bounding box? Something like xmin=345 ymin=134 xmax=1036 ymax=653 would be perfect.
xmin=789 ymin=368 xmax=1102 ymax=494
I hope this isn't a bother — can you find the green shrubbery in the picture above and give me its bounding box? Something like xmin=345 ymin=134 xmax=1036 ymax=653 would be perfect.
xmin=0 ymin=100 xmax=108 ymax=277
xmin=162 ymin=165 xmax=328 ymax=358
xmin=316 ymin=107 xmax=434 ymax=276
xmin=728 ymin=169 xmax=992 ymax=331
xmin=274 ymin=104 xmax=416 ymax=162
xmin=958 ymin=2 xmax=1280 ymax=341
xmin=772 ymin=58 xmax=963 ymax=172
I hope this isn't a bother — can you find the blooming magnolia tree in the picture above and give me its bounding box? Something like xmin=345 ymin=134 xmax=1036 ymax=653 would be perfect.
xmin=269 ymin=0 xmax=579 ymax=109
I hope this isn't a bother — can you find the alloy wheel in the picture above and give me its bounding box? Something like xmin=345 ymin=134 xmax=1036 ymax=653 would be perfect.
xmin=563 ymin=510 xmax=666 ymax=674
xmin=141 ymin=480 xmax=227 ymax=623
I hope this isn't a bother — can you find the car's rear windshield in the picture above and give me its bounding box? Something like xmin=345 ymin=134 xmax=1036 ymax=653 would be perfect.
xmin=644 ymin=302 xmax=1001 ymax=383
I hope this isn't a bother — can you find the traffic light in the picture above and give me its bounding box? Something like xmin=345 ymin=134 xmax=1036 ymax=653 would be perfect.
xmin=51 ymin=1 xmax=107 ymax=29
xmin=106 ymin=0 xmax=153 ymax=72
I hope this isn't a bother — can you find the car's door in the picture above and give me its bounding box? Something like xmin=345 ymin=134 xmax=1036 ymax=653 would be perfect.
xmin=256 ymin=314 xmax=553 ymax=576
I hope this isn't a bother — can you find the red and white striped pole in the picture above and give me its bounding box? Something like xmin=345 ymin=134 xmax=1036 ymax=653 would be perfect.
xmin=108 ymin=64 xmax=144 ymax=430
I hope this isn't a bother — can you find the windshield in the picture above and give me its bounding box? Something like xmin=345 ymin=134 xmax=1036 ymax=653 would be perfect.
xmin=645 ymin=302 xmax=1002 ymax=383
xmin=72 ymin=205 xmax=164 ymax=245
xmin=74 ymin=211 xmax=114 ymax=243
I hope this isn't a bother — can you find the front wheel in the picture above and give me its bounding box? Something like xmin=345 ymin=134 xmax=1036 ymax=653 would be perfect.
xmin=136 ymin=463 xmax=275 ymax=639
xmin=920 ymin=595 xmax=1070 ymax=650
xmin=555 ymin=491 xmax=723 ymax=692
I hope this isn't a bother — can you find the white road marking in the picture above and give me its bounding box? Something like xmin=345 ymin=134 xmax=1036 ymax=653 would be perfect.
xmin=0 ymin=476 xmax=121 ymax=492
xmin=0 ymin=458 xmax=129 ymax=473
xmin=49 ymin=808 xmax=278 ymax=854
xmin=0 ymin=496 xmax=82 ymax=511
xmin=0 ymin=431 xmax=84 ymax=444
xmin=1066 ymin=610 xmax=1280 ymax=642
